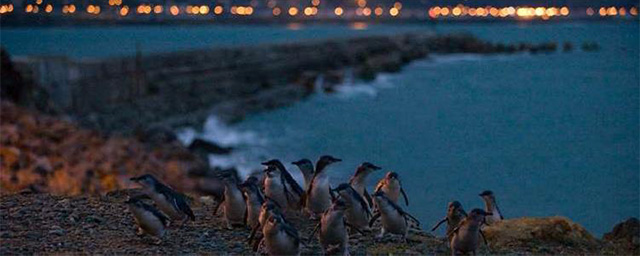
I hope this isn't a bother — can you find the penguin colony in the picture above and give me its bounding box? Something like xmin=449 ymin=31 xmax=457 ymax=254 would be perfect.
xmin=128 ymin=155 xmax=504 ymax=255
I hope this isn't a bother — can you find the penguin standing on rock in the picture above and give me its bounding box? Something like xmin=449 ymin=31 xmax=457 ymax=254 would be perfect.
xmin=291 ymin=159 xmax=315 ymax=191
xmin=130 ymin=174 xmax=195 ymax=225
xmin=239 ymin=176 xmax=265 ymax=229
xmin=125 ymin=196 xmax=168 ymax=245
xmin=219 ymin=173 xmax=247 ymax=229
xmin=349 ymin=162 xmax=381 ymax=207
xmin=431 ymin=201 xmax=467 ymax=242
xmin=369 ymin=190 xmax=420 ymax=242
xmin=374 ymin=172 xmax=409 ymax=206
xmin=262 ymin=159 xmax=305 ymax=212
xmin=247 ymin=198 xmax=284 ymax=248
xmin=479 ymin=190 xmax=504 ymax=224
xmin=308 ymin=199 xmax=359 ymax=256
xmin=332 ymin=183 xmax=372 ymax=232
xmin=305 ymin=155 xmax=342 ymax=219
xmin=449 ymin=209 xmax=492 ymax=256
xmin=262 ymin=214 xmax=301 ymax=256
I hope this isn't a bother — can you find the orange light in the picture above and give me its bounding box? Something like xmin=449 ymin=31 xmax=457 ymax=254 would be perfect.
xmin=374 ymin=7 xmax=383 ymax=16
xmin=334 ymin=7 xmax=343 ymax=16
xmin=363 ymin=7 xmax=371 ymax=16
xmin=586 ymin=7 xmax=594 ymax=16
xmin=36 ymin=0 xmax=42 ymax=5
xmin=288 ymin=7 xmax=298 ymax=16
xmin=389 ymin=7 xmax=399 ymax=16
xmin=357 ymin=0 xmax=367 ymax=8
xmin=170 ymin=5 xmax=179 ymax=15
xmin=534 ymin=7 xmax=545 ymax=16
xmin=87 ymin=5 xmax=95 ymax=14
xmin=192 ymin=6 xmax=200 ymax=15
xmin=440 ymin=7 xmax=450 ymax=16
xmin=619 ymin=7 xmax=626 ymax=16
xmin=607 ymin=6 xmax=617 ymax=16
xmin=25 ymin=4 xmax=33 ymax=13
xmin=560 ymin=7 xmax=569 ymax=16
xmin=393 ymin=2 xmax=402 ymax=10
xmin=304 ymin=7 xmax=313 ymax=16
xmin=154 ymin=5 xmax=162 ymax=14
xmin=452 ymin=7 xmax=462 ymax=16
xmin=631 ymin=7 xmax=638 ymax=16
xmin=272 ymin=7 xmax=281 ymax=16
xmin=214 ymin=6 xmax=223 ymax=15
xmin=120 ymin=6 xmax=129 ymax=16
xmin=489 ymin=7 xmax=499 ymax=17
xmin=428 ymin=8 xmax=438 ymax=18
xmin=599 ymin=7 xmax=607 ymax=16
xmin=312 ymin=0 xmax=320 ymax=7
xmin=45 ymin=4 xmax=52 ymax=13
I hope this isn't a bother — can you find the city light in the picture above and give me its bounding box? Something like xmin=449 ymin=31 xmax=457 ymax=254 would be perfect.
xmin=272 ymin=7 xmax=281 ymax=16
xmin=120 ymin=6 xmax=129 ymax=16
xmin=334 ymin=7 xmax=343 ymax=16
xmin=389 ymin=7 xmax=399 ymax=16
xmin=214 ymin=6 xmax=223 ymax=15
xmin=288 ymin=7 xmax=298 ymax=16
xmin=170 ymin=5 xmax=179 ymax=16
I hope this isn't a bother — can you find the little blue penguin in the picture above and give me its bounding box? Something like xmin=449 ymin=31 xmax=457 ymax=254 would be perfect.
xmin=125 ymin=196 xmax=168 ymax=244
xmin=220 ymin=172 xmax=247 ymax=229
xmin=479 ymin=190 xmax=504 ymax=225
xmin=305 ymin=155 xmax=342 ymax=219
xmin=262 ymin=159 xmax=305 ymax=212
xmin=332 ymin=183 xmax=372 ymax=231
xmin=449 ymin=208 xmax=492 ymax=256
xmin=431 ymin=201 xmax=468 ymax=242
xmin=130 ymin=174 xmax=195 ymax=225
xmin=239 ymin=176 xmax=265 ymax=229
xmin=369 ymin=190 xmax=420 ymax=242
xmin=291 ymin=159 xmax=315 ymax=191
xmin=308 ymin=199 xmax=357 ymax=256
xmin=262 ymin=214 xmax=301 ymax=256
xmin=374 ymin=171 xmax=409 ymax=206
xmin=348 ymin=162 xmax=381 ymax=208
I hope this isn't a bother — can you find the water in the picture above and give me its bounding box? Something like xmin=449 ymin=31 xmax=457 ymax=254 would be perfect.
xmin=181 ymin=21 xmax=639 ymax=236
xmin=0 ymin=23 xmax=430 ymax=59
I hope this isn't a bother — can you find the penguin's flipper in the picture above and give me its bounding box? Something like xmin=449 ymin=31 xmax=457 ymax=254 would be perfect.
xmin=400 ymin=187 xmax=409 ymax=206
xmin=369 ymin=212 xmax=381 ymax=227
xmin=174 ymin=195 xmax=196 ymax=221
xmin=329 ymin=185 xmax=336 ymax=201
xmin=345 ymin=222 xmax=367 ymax=235
xmin=431 ymin=217 xmax=448 ymax=232
xmin=363 ymin=188 xmax=373 ymax=207
xmin=374 ymin=180 xmax=384 ymax=194
xmin=247 ymin=223 xmax=260 ymax=243
xmin=403 ymin=212 xmax=421 ymax=226
xmin=308 ymin=223 xmax=321 ymax=243
xmin=447 ymin=220 xmax=464 ymax=238
xmin=480 ymin=229 xmax=489 ymax=247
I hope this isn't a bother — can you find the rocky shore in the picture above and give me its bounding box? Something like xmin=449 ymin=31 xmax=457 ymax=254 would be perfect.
xmin=0 ymin=191 xmax=637 ymax=255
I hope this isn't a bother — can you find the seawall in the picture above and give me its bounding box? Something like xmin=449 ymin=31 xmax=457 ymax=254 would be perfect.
xmin=12 ymin=33 xmax=553 ymax=134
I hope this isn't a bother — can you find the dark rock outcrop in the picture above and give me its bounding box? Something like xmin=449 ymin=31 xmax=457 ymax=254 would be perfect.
xmin=603 ymin=217 xmax=640 ymax=252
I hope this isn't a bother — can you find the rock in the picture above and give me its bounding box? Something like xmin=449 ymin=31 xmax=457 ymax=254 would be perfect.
xmin=603 ymin=217 xmax=639 ymax=245
xmin=482 ymin=217 xmax=599 ymax=249
xmin=187 ymin=138 xmax=233 ymax=155
xmin=134 ymin=125 xmax=178 ymax=145
xmin=48 ymin=227 xmax=65 ymax=236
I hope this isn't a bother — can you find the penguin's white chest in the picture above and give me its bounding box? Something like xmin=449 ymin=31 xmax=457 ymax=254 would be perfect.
xmin=308 ymin=175 xmax=331 ymax=213
xmin=129 ymin=206 xmax=165 ymax=237
xmin=265 ymin=177 xmax=287 ymax=207
xmin=224 ymin=187 xmax=246 ymax=223
xmin=381 ymin=208 xmax=407 ymax=235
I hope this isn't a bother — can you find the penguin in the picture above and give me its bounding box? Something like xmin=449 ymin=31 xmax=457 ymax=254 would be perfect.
xmin=125 ymin=196 xmax=168 ymax=244
xmin=308 ymin=199 xmax=357 ymax=256
xmin=247 ymin=198 xmax=284 ymax=248
xmin=449 ymin=209 xmax=492 ymax=256
xmin=239 ymin=176 xmax=265 ymax=229
xmin=331 ymin=183 xmax=372 ymax=231
xmin=479 ymin=190 xmax=504 ymax=224
xmin=374 ymin=172 xmax=409 ymax=206
xmin=130 ymin=174 xmax=195 ymax=225
xmin=369 ymin=190 xmax=420 ymax=242
xmin=305 ymin=155 xmax=342 ymax=218
xmin=348 ymin=162 xmax=381 ymax=208
xmin=262 ymin=159 xmax=305 ymax=211
xmin=219 ymin=173 xmax=247 ymax=229
xmin=431 ymin=201 xmax=468 ymax=242
xmin=262 ymin=214 xmax=301 ymax=256
xmin=291 ymin=159 xmax=314 ymax=191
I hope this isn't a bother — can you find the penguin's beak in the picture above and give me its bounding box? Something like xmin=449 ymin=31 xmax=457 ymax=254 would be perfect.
xmin=261 ymin=161 xmax=270 ymax=166
xmin=333 ymin=158 xmax=342 ymax=162
xmin=372 ymin=164 xmax=381 ymax=170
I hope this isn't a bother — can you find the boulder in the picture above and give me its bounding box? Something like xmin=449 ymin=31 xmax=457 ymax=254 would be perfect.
xmin=187 ymin=138 xmax=233 ymax=155
xmin=603 ymin=217 xmax=639 ymax=250
xmin=482 ymin=217 xmax=599 ymax=250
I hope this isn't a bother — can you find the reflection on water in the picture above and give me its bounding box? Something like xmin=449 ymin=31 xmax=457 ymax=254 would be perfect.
xmin=350 ymin=22 xmax=368 ymax=30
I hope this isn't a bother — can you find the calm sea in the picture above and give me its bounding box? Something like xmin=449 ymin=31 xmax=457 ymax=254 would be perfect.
xmin=3 ymin=21 xmax=638 ymax=236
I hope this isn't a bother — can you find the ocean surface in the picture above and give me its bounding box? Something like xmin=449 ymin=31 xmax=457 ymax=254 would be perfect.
xmin=4 ymin=21 xmax=638 ymax=236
